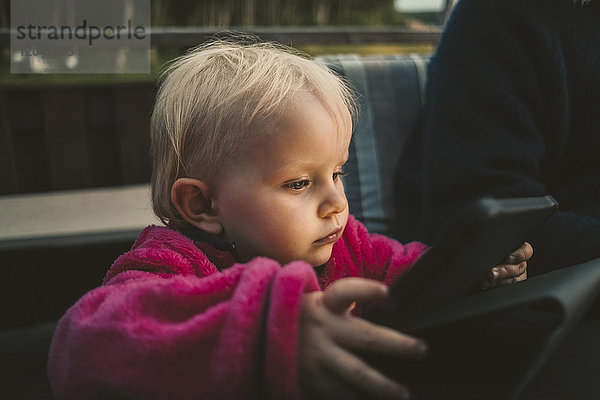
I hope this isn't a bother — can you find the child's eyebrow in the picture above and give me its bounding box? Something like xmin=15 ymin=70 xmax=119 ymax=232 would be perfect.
xmin=273 ymin=157 xmax=346 ymax=178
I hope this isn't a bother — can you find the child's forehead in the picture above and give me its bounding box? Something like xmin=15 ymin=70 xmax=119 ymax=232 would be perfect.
xmin=265 ymin=96 xmax=350 ymax=152
xmin=288 ymin=92 xmax=352 ymax=128
xmin=221 ymin=98 xmax=351 ymax=180
xmin=282 ymin=93 xmax=350 ymax=132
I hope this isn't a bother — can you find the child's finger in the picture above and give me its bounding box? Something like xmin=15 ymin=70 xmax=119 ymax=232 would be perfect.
xmin=480 ymin=261 xmax=528 ymax=289
xmin=323 ymin=278 xmax=388 ymax=314
xmin=495 ymin=269 xmax=528 ymax=287
xmin=504 ymin=242 xmax=533 ymax=264
xmin=479 ymin=269 xmax=498 ymax=290
xmin=323 ymin=343 xmax=411 ymax=400
xmin=493 ymin=261 xmax=527 ymax=280
xmin=330 ymin=316 xmax=427 ymax=358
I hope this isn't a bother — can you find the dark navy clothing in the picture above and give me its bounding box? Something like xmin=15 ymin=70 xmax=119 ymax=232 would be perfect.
xmin=395 ymin=0 xmax=600 ymax=274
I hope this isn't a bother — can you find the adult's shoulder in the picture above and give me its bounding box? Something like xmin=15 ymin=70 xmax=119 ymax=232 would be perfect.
xmin=449 ymin=0 xmax=565 ymax=20
xmin=431 ymin=0 xmax=564 ymax=80
xmin=442 ymin=0 xmax=558 ymax=40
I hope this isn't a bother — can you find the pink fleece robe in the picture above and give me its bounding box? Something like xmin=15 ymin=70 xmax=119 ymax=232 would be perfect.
xmin=47 ymin=215 xmax=427 ymax=399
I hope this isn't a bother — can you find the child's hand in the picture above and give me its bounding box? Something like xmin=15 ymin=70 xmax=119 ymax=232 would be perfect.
xmin=479 ymin=242 xmax=533 ymax=290
xmin=297 ymin=278 xmax=427 ymax=400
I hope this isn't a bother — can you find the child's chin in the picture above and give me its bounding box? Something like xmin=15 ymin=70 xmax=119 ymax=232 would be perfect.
xmin=307 ymin=247 xmax=334 ymax=267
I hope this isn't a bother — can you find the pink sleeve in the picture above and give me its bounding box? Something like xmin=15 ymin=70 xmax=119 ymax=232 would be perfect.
xmin=367 ymin=234 xmax=429 ymax=286
xmin=48 ymin=258 xmax=319 ymax=400
xmin=340 ymin=216 xmax=429 ymax=286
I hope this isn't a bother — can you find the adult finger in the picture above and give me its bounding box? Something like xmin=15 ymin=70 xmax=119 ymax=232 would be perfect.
xmin=323 ymin=278 xmax=389 ymax=314
xmin=323 ymin=343 xmax=411 ymax=400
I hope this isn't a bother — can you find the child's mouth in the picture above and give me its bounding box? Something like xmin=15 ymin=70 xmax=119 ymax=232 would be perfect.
xmin=314 ymin=227 xmax=343 ymax=245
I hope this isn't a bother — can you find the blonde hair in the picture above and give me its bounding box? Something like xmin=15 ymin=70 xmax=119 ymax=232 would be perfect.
xmin=150 ymin=36 xmax=356 ymax=227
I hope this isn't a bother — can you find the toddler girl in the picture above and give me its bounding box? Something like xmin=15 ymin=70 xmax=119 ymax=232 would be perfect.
xmin=48 ymin=38 xmax=531 ymax=400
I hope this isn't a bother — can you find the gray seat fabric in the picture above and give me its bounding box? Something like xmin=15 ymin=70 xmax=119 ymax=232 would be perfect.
xmin=316 ymin=54 xmax=429 ymax=236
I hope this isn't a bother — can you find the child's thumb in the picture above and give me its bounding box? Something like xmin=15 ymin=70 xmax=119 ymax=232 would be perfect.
xmin=323 ymin=278 xmax=388 ymax=314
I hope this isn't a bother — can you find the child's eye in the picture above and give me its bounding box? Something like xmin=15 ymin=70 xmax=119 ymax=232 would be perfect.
xmin=286 ymin=180 xmax=310 ymax=191
xmin=333 ymin=171 xmax=349 ymax=181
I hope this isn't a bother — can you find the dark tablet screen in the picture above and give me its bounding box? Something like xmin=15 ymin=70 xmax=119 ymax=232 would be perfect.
xmin=366 ymin=196 xmax=558 ymax=332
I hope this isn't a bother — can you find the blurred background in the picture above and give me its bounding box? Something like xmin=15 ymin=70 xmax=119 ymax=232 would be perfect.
xmin=0 ymin=0 xmax=453 ymax=83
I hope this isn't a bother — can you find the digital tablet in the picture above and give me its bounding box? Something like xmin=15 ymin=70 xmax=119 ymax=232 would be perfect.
xmin=365 ymin=195 xmax=558 ymax=332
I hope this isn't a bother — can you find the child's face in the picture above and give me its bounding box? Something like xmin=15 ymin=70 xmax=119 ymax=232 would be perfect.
xmin=212 ymin=94 xmax=351 ymax=266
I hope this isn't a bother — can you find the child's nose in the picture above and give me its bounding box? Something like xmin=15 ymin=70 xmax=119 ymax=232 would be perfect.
xmin=318 ymin=186 xmax=347 ymax=218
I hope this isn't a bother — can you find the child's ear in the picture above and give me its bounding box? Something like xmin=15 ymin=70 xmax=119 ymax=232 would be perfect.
xmin=171 ymin=178 xmax=223 ymax=235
